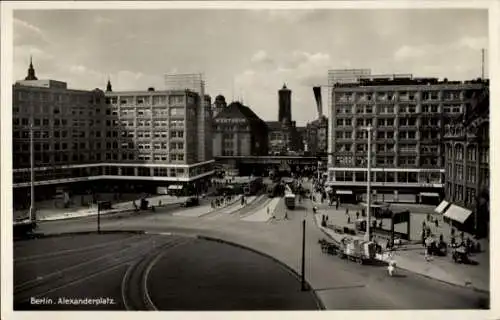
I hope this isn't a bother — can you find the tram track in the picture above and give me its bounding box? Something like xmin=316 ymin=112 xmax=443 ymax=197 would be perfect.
xmin=14 ymin=235 xmax=172 ymax=305
xmin=121 ymin=236 xmax=194 ymax=310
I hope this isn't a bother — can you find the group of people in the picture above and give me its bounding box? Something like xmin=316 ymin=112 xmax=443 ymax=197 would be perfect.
xmin=210 ymin=195 xmax=233 ymax=209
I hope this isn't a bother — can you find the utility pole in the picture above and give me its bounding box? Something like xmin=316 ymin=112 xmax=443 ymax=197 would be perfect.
xmin=481 ymin=48 xmax=485 ymax=80
xmin=301 ymin=219 xmax=307 ymax=291
xmin=361 ymin=126 xmax=372 ymax=242
xmin=29 ymin=120 xmax=36 ymax=222
xmin=97 ymin=201 xmax=101 ymax=234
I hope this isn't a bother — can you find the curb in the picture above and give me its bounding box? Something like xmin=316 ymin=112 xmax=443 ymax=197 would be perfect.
xmin=24 ymin=228 xmax=326 ymax=309
xmin=313 ymin=216 xmax=490 ymax=294
xmin=197 ymin=235 xmax=326 ymax=311
xmin=34 ymin=201 xmax=185 ymax=222
xmin=14 ymin=230 xmax=147 ymax=242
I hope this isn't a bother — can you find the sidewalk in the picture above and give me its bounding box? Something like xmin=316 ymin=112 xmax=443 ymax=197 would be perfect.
xmin=242 ymin=197 xmax=281 ymax=222
xmin=311 ymin=193 xmax=489 ymax=292
xmin=22 ymin=194 xmax=188 ymax=222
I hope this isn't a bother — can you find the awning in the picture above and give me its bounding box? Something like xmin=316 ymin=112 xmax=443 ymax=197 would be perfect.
xmin=420 ymin=192 xmax=440 ymax=197
xmin=434 ymin=200 xmax=450 ymax=214
xmin=443 ymin=204 xmax=473 ymax=224
xmin=168 ymin=185 xmax=183 ymax=190
xmin=336 ymin=190 xmax=353 ymax=195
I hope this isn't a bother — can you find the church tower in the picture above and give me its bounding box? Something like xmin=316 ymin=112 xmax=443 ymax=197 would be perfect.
xmin=278 ymin=83 xmax=291 ymax=123
xmin=24 ymin=56 xmax=38 ymax=81
xmin=106 ymin=77 xmax=113 ymax=92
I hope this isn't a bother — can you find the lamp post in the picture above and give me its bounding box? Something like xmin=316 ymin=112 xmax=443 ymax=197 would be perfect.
xmin=301 ymin=219 xmax=307 ymax=291
xmin=361 ymin=126 xmax=373 ymax=242
xmin=29 ymin=121 xmax=36 ymax=222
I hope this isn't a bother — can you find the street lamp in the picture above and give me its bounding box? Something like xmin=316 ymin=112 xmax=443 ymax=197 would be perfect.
xmin=360 ymin=126 xmax=373 ymax=242
xmin=29 ymin=121 xmax=36 ymax=222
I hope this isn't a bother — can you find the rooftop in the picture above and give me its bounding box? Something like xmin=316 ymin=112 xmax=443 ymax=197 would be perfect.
xmin=333 ymin=77 xmax=489 ymax=88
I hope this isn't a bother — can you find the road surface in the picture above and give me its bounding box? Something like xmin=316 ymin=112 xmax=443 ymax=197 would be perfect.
xmin=19 ymin=196 xmax=489 ymax=310
xmin=14 ymin=233 xmax=319 ymax=310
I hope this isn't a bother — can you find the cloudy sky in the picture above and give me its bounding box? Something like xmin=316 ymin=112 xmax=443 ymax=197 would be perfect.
xmin=13 ymin=9 xmax=488 ymax=126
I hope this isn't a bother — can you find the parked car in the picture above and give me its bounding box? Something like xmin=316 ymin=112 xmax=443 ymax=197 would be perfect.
xmin=181 ymin=197 xmax=199 ymax=207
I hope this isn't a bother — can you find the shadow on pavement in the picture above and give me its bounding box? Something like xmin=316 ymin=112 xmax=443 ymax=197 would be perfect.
xmin=390 ymin=274 xmax=407 ymax=278
xmin=315 ymin=284 xmax=366 ymax=292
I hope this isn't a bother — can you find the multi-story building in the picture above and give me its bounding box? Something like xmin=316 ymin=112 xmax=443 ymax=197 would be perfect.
xmin=212 ymin=101 xmax=268 ymax=157
xmin=267 ymin=120 xmax=300 ymax=155
xmin=12 ymin=62 xmax=214 ymax=209
xmin=296 ymin=126 xmax=306 ymax=153
xmin=327 ymin=69 xmax=372 ymax=111
xmin=326 ymin=74 xmax=487 ymax=203
xmin=165 ymin=73 xmax=212 ymax=163
xmin=441 ymin=82 xmax=489 ymax=237
xmin=305 ymin=115 xmax=328 ymax=155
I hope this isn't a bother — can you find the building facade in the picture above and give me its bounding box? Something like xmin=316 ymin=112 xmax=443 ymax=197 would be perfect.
xmin=267 ymin=120 xmax=300 ymax=155
xmin=305 ymin=115 xmax=328 ymax=155
xmin=212 ymin=101 xmax=268 ymax=157
xmin=326 ymin=74 xmax=487 ymax=202
xmin=442 ymin=83 xmax=489 ymax=237
xmin=13 ymin=63 xmax=214 ymax=208
xmin=327 ymin=69 xmax=372 ymax=110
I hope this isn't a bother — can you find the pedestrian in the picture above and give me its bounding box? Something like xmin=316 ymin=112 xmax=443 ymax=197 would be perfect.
xmin=435 ymin=219 xmax=439 ymax=228
xmin=336 ymin=200 xmax=339 ymax=210
xmin=356 ymin=211 xmax=360 ymax=220
xmin=347 ymin=216 xmax=351 ymax=224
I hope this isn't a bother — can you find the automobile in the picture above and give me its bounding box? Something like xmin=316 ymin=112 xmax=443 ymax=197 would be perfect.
xmin=181 ymin=197 xmax=199 ymax=207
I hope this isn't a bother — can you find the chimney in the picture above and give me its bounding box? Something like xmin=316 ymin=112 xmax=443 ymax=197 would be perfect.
xmin=313 ymin=86 xmax=323 ymax=118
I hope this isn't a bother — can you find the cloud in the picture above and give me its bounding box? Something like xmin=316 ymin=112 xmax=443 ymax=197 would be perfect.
xmin=395 ymin=36 xmax=488 ymax=62
xmin=235 ymin=50 xmax=336 ymax=124
xmin=263 ymin=10 xmax=318 ymax=24
xmin=251 ymin=50 xmax=273 ymax=64
xmin=14 ymin=45 xmax=53 ymax=61
xmin=394 ymin=45 xmax=427 ymax=60
xmin=94 ymin=15 xmax=114 ymax=24
xmin=458 ymin=36 xmax=488 ymax=50
xmin=13 ymin=18 xmax=50 ymax=46
xmin=391 ymin=36 xmax=489 ymax=80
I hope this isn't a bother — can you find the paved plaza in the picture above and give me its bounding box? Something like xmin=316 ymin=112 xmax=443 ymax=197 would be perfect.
xmin=310 ymin=190 xmax=489 ymax=292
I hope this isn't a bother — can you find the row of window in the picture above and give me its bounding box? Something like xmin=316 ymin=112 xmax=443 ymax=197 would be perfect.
xmin=446 ymin=145 xmax=488 ymax=164
xmin=335 ymin=117 xmax=439 ymax=128
xmin=335 ymin=103 xmax=463 ymax=114
xmin=330 ymin=170 xmax=443 ymax=184
xmin=106 ymin=95 xmax=185 ymax=106
xmin=335 ymin=143 xmax=441 ymax=154
xmin=336 ymin=91 xmax=463 ymax=103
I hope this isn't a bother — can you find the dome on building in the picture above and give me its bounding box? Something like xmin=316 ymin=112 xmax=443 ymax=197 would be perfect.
xmin=215 ymin=95 xmax=226 ymax=103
